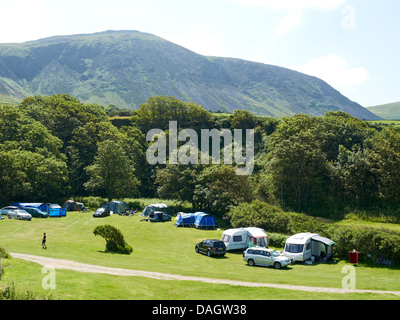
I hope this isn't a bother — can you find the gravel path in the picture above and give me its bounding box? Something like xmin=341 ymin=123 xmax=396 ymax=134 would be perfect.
xmin=11 ymin=253 xmax=400 ymax=296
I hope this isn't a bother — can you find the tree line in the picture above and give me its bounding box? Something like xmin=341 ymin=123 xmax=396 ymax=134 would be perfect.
xmin=1 ymin=94 xmax=400 ymax=221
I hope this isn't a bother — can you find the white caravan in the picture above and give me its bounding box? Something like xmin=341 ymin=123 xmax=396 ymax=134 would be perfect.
xmin=283 ymin=233 xmax=335 ymax=262
xmin=221 ymin=227 xmax=268 ymax=251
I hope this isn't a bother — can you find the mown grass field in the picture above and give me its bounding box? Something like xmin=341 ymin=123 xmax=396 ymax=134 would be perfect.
xmin=1 ymin=211 xmax=400 ymax=300
xmin=367 ymin=120 xmax=400 ymax=127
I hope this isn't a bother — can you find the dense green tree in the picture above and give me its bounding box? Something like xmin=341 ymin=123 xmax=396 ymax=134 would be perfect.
xmin=0 ymin=149 xmax=68 ymax=204
xmin=193 ymin=164 xmax=254 ymax=216
xmin=228 ymin=109 xmax=257 ymax=129
xmin=264 ymin=130 xmax=330 ymax=213
xmin=67 ymin=121 xmax=123 ymax=196
xmin=84 ymin=139 xmax=139 ymax=202
xmin=332 ymin=145 xmax=381 ymax=207
xmin=156 ymin=162 xmax=206 ymax=209
xmin=18 ymin=94 xmax=108 ymax=151
xmin=0 ymin=104 xmax=64 ymax=159
xmin=132 ymin=96 xmax=214 ymax=133
xmin=0 ymin=150 xmax=30 ymax=205
xmin=366 ymin=127 xmax=400 ymax=203
xmin=0 ymin=104 xmax=68 ymax=205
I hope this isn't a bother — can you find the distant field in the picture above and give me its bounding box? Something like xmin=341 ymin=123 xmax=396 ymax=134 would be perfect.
xmin=367 ymin=120 xmax=400 ymax=127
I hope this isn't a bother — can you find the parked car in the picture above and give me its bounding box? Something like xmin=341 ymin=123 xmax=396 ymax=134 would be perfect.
xmin=7 ymin=209 xmax=32 ymax=221
xmin=195 ymin=239 xmax=226 ymax=257
xmin=243 ymin=247 xmax=291 ymax=269
xmin=1 ymin=206 xmax=19 ymax=216
xmin=93 ymin=207 xmax=110 ymax=218
xmin=22 ymin=207 xmax=49 ymax=218
xmin=149 ymin=211 xmax=172 ymax=222
xmin=0 ymin=215 xmax=4 ymax=220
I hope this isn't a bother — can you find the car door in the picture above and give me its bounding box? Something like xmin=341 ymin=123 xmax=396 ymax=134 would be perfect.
xmin=199 ymin=241 xmax=208 ymax=254
xmin=8 ymin=210 xmax=17 ymax=219
xmin=253 ymin=250 xmax=265 ymax=266
xmin=264 ymin=251 xmax=274 ymax=266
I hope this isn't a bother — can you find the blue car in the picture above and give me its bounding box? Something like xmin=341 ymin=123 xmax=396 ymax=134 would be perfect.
xmin=22 ymin=207 xmax=49 ymax=218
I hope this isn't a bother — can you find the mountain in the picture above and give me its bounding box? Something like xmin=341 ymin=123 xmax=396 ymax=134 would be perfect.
xmin=367 ymin=101 xmax=400 ymax=120
xmin=0 ymin=30 xmax=379 ymax=120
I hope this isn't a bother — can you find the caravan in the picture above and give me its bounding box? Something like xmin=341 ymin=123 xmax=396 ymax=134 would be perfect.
xmin=283 ymin=233 xmax=335 ymax=262
xmin=221 ymin=228 xmax=268 ymax=251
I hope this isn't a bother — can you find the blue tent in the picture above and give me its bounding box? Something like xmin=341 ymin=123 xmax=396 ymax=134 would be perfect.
xmin=174 ymin=213 xmax=196 ymax=227
xmin=193 ymin=212 xmax=218 ymax=230
xmin=48 ymin=204 xmax=66 ymax=217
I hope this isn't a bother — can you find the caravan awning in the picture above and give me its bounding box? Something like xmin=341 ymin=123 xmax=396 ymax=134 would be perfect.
xmin=311 ymin=235 xmax=335 ymax=246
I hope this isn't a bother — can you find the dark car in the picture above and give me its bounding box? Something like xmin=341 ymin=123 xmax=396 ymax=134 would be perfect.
xmin=22 ymin=207 xmax=49 ymax=218
xmin=93 ymin=207 xmax=110 ymax=218
xmin=195 ymin=239 xmax=226 ymax=257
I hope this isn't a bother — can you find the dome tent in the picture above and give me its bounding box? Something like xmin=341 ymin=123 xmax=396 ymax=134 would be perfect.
xmin=63 ymin=200 xmax=86 ymax=212
xmin=174 ymin=213 xmax=196 ymax=227
xmin=193 ymin=212 xmax=218 ymax=230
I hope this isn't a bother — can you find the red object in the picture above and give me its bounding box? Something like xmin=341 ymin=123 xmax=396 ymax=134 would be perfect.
xmin=349 ymin=250 xmax=359 ymax=264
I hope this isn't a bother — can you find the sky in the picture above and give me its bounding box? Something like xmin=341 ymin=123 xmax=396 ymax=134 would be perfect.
xmin=0 ymin=0 xmax=399 ymax=107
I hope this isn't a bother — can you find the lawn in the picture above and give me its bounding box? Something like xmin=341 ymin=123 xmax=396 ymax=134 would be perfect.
xmin=1 ymin=212 xmax=400 ymax=300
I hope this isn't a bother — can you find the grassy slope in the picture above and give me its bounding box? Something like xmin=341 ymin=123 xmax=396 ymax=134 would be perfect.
xmin=1 ymin=212 xmax=399 ymax=300
xmin=367 ymin=102 xmax=400 ymax=120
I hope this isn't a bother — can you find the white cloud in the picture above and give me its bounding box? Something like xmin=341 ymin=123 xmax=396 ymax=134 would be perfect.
xmin=159 ymin=32 xmax=222 ymax=57
xmin=0 ymin=0 xmax=46 ymax=43
xmin=232 ymin=0 xmax=346 ymax=11
xmin=293 ymin=54 xmax=369 ymax=89
xmin=276 ymin=12 xmax=303 ymax=37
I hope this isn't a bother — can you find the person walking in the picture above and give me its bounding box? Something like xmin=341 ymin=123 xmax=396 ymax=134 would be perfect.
xmin=42 ymin=233 xmax=47 ymax=249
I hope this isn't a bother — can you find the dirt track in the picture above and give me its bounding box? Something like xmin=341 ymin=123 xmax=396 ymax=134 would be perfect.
xmin=11 ymin=253 xmax=400 ymax=296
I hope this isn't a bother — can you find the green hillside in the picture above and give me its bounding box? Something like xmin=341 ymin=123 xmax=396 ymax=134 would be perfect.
xmin=0 ymin=30 xmax=379 ymax=120
xmin=367 ymin=101 xmax=400 ymax=120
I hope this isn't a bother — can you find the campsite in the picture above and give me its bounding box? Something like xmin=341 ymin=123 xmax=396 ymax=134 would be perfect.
xmin=1 ymin=204 xmax=400 ymax=300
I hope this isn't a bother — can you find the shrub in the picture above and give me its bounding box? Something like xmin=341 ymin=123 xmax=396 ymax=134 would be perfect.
xmin=75 ymin=196 xmax=105 ymax=209
xmin=268 ymin=233 xmax=289 ymax=249
xmin=93 ymin=225 xmax=133 ymax=255
xmin=0 ymin=282 xmax=55 ymax=300
xmin=228 ymin=200 xmax=290 ymax=234
xmin=0 ymin=247 xmax=10 ymax=259
xmin=0 ymin=247 xmax=11 ymax=280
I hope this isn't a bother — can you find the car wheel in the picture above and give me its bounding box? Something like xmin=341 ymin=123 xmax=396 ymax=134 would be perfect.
xmin=207 ymin=249 xmax=211 ymax=257
xmin=248 ymin=259 xmax=255 ymax=267
xmin=7 ymin=214 xmax=11 ymax=219
xmin=195 ymin=246 xmax=199 ymax=253
xmin=274 ymin=262 xmax=281 ymax=269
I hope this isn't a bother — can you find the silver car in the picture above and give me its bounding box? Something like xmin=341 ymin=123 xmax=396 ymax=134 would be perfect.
xmin=243 ymin=247 xmax=291 ymax=269
xmin=7 ymin=209 xmax=32 ymax=221
xmin=1 ymin=206 xmax=19 ymax=216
